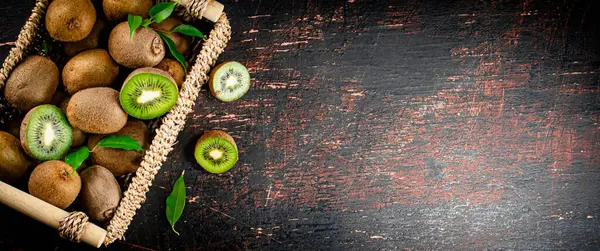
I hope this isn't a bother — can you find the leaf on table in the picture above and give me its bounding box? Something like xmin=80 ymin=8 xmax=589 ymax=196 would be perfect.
xmin=96 ymin=135 xmax=144 ymax=151
xmin=65 ymin=146 xmax=90 ymax=173
xmin=172 ymin=24 xmax=205 ymax=39
xmin=158 ymin=32 xmax=187 ymax=70
xmin=149 ymin=2 xmax=177 ymax=24
xmin=128 ymin=14 xmax=143 ymax=39
xmin=166 ymin=171 xmax=186 ymax=235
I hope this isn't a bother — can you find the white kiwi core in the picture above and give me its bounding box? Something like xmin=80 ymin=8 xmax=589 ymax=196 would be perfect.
xmin=43 ymin=122 xmax=56 ymax=146
xmin=209 ymin=149 xmax=224 ymax=160
xmin=137 ymin=90 xmax=162 ymax=103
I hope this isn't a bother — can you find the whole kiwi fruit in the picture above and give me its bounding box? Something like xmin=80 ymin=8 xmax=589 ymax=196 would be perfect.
xmin=103 ymin=0 xmax=152 ymax=21
xmin=64 ymin=18 xmax=107 ymax=56
xmin=28 ymin=160 xmax=81 ymax=209
xmin=150 ymin=17 xmax=191 ymax=56
xmin=45 ymin=0 xmax=97 ymax=42
xmin=79 ymin=165 xmax=121 ymax=222
xmin=63 ymin=49 xmax=120 ymax=94
xmin=4 ymin=56 xmax=59 ymax=111
xmin=108 ymin=22 xmax=165 ymax=68
xmin=155 ymin=58 xmax=185 ymax=88
xmin=0 ymin=131 xmax=34 ymax=184
xmin=66 ymin=87 xmax=127 ymax=134
xmin=88 ymin=120 xmax=149 ymax=176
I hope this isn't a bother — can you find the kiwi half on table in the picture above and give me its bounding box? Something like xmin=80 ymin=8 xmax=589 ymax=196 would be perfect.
xmin=20 ymin=105 xmax=72 ymax=161
xmin=120 ymin=68 xmax=179 ymax=120
xmin=194 ymin=130 xmax=238 ymax=174
xmin=209 ymin=61 xmax=251 ymax=102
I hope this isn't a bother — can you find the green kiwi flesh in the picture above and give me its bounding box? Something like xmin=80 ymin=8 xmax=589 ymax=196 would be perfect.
xmin=120 ymin=68 xmax=178 ymax=120
xmin=209 ymin=61 xmax=251 ymax=102
xmin=194 ymin=130 xmax=238 ymax=174
xmin=20 ymin=105 xmax=72 ymax=161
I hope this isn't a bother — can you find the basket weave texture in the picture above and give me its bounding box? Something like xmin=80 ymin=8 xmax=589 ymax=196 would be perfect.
xmin=0 ymin=0 xmax=231 ymax=246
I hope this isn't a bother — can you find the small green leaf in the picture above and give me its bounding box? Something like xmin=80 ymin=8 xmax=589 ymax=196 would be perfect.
xmin=149 ymin=2 xmax=177 ymax=24
xmin=41 ymin=40 xmax=50 ymax=55
xmin=171 ymin=24 xmax=205 ymax=39
xmin=65 ymin=146 xmax=90 ymax=173
xmin=97 ymin=135 xmax=144 ymax=151
xmin=166 ymin=171 xmax=186 ymax=235
xmin=141 ymin=18 xmax=153 ymax=28
xmin=128 ymin=14 xmax=143 ymax=39
xmin=159 ymin=32 xmax=187 ymax=69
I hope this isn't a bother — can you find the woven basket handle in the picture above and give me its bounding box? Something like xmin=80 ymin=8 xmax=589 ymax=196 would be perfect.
xmin=103 ymin=11 xmax=232 ymax=247
xmin=178 ymin=0 xmax=224 ymax=22
xmin=168 ymin=0 xmax=224 ymax=23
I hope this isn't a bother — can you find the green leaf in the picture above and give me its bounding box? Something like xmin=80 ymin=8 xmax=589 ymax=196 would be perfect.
xmin=41 ymin=39 xmax=50 ymax=55
xmin=141 ymin=18 xmax=153 ymax=28
xmin=171 ymin=24 xmax=205 ymax=39
xmin=65 ymin=146 xmax=90 ymax=173
xmin=166 ymin=171 xmax=186 ymax=235
xmin=128 ymin=14 xmax=143 ymax=39
xmin=96 ymin=135 xmax=144 ymax=151
xmin=149 ymin=2 xmax=177 ymax=24
xmin=158 ymin=32 xmax=187 ymax=69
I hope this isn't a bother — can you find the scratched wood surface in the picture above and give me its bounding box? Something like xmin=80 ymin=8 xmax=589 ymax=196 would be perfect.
xmin=1 ymin=0 xmax=600 ymax=250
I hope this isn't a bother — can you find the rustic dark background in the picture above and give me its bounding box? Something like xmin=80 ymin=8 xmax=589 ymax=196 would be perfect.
xmin=1 ymin=0 xmax=600 ymax=250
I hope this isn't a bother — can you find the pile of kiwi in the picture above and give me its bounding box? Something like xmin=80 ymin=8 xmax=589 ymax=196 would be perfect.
xmin=0 ymin=0 xmax=252 ymax=224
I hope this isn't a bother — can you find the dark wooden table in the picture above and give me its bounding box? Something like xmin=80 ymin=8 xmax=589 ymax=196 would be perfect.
xmin=2 ymin=0 xmax=600 ymax=250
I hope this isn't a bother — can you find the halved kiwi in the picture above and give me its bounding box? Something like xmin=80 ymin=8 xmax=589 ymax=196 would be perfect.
xmin=194 ymin=130 xmax=238 ymax=174
xmin=20 ymin=105 xmax=72 ymax=161
xmin=119 ymin=68 xmax=178 ymax=120
xmin=209 ymin=61 xmax=251 ymax=102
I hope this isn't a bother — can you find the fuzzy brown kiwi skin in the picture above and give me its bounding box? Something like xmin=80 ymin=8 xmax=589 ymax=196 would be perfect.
xmin=64 ymin=18 xmax=107 ymax=57
xmin=28 ymin=160 xmax=81 ymax=209
xmin=66 ymin=87 xmax=128 ymax=134
xmin=197 ymin=130 xmax=238 ymax=151
xmin=0 ymin=131 xmax=34 ymax=184
xmin=155 ymin=58 xmax=185 ymax=88
xmin=103 ymin=0 xmax=152 ymax=21
xmin=79 ymin=165 xmax=122 ymax=222
xmin=108 ymin=22 xmax=165 ymax=68
xmin=58 ymin=97 xmax=87 ymax=147
xmin=4 ymin=56 xmax=59 ymax=111
xmin=150 ymin=17 xmax=191 ymax=56
xmin=87 ymin=120 xmax=149 ymax=176
xmin=45 ymin=0 xmax=96 ymax=42
xmin=63 ymin=49 xmax=120 ymax=94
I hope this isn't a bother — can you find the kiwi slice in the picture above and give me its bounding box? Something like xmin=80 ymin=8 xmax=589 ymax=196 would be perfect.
xmin=194 ymin=130 xmax=238 ymax=174
xmin=209 ymin=61 xmax=251 ymax=102
xmin=20 ymin=105 xmax=72 ymax=161
xmin=120 ymin=68 xmax=178 ymax=120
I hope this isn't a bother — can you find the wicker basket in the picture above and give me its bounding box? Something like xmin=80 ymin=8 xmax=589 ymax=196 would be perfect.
xmin=0 ymin=0 xmax=231 ymax=247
